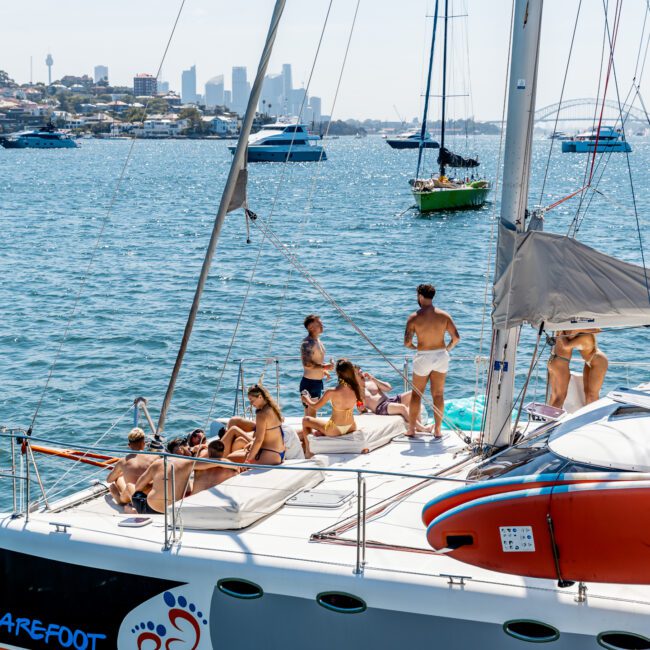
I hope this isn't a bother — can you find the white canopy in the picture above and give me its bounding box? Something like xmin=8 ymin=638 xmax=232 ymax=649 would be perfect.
xmin=493 ymin=222 xmax=650 ymax=330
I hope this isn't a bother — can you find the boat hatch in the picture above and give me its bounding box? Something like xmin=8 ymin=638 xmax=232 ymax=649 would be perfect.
xmin=597 ymin=631 xmax=650 ymax=650
xmin=217 ymin=578 xmax=264 ymax=600
xmin=316 ymin=592 xmax=366 ymax=614
xmin=503 ymin=620 xmax=560 ymax=643
xmin=285 ymin=489 xmax=354 ymax=508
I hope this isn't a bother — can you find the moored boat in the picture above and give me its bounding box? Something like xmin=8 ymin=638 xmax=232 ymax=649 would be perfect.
xmin=0 ymin=123 xmax=78 ymax=149
xmin=228 ymin=122 xmax=325 ymax=162
xmin=561 ymin=125 xmax=631 ymax=152
xmin=385 ymin=130 xmax=439 ymax=149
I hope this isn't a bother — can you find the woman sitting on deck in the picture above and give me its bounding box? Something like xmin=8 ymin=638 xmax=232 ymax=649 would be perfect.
xmin=221 ymin=384 xmax=286 ymax=465
xmin=302 ymin=359 xmax=363 ymax=439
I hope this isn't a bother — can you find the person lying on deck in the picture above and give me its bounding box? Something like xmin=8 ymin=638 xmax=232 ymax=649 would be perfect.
xmin=186 ymin=428 xmax=206 ymax=455
xmin=220 ymin=384 xmax=286 ymax=466
xmin=166 ymin=437 xmax=192 ymax=456
xmin=131 ymin=440 xmax=237 ymax=514
xmin=356 ymin=368 xmax=433 ymax=433
xmin=301 ymin=359 xmax=363 ymax=453
xmin=107 ymin=428 xmax=159 ymax=509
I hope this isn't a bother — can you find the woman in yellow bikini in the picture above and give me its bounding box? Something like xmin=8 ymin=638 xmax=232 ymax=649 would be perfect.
xmin=302 ymin=359 xmax=363 ymax=439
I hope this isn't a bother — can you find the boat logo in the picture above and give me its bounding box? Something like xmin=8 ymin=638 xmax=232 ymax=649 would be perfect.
xmin=123 ymin=591 xmax=208 ymax=650
xmin=517 ymin=78 xmax=526 ymax=89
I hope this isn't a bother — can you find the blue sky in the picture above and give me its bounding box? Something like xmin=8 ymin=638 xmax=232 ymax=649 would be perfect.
xmin=1 ymin=0 xmax=649 ymax=121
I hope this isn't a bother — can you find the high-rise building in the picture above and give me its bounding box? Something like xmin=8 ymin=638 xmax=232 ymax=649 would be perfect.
xmin=133 ymin=73 xmax=157 ymax=96
xmin=181 ymin=65 xmax=197 ymax=104
xmin=231 ymin=67 xmax=250 ymax=115
xmin=281 ymin=64 xmax=293 ymax=104
xmin=224 ymin=90 xmax=232 ymax=109
xmin=205 ymin=75 xmax=225 ymax=108
xmin=94 ymin=65 xmax=109 ymax=84
xmin=259 ymin=73 xmax=283 ymax=115
xmin=309 ymin=96 xmax=322 ymax=123
xmin=158 ymin=80 xmax=170 ymax=94
xmin=290 ymin=88 xmax=306 ymax=117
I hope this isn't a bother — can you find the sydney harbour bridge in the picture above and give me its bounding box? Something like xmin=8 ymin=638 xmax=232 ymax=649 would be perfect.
xmin=489 ymin=98 xmax=647 ymax=126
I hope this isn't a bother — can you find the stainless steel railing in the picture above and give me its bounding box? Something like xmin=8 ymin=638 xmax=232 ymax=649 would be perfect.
xmin=0 ymin=429 xmax=475 ymax=573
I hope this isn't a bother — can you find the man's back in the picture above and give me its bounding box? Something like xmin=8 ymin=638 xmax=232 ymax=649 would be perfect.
xmin=411 ymin=306 xmax=450 ymax=350
xmin=122 ymin=453 xmax=157 ymax=485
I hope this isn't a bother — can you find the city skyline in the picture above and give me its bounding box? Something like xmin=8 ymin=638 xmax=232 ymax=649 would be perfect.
xmin=1 ymin=0 xmax=649 ymax=121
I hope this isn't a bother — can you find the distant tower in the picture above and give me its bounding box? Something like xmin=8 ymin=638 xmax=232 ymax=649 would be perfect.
xmin=46 ymin=53 xmax=53 ymax=85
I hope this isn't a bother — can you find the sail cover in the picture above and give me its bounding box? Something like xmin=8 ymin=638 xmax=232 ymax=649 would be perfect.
xmin=226 ymin=168 xmax=248 ymax=213
xmin=493 ymin=221 xmax=650 ymax=330
xmin=438 ymin=147 xmax=480 ymax=169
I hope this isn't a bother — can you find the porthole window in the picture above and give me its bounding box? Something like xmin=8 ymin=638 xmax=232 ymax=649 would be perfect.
xmin=503 ymin=620 xmax=560 ymax=643
xmin=217 ymin=578 xmax=263 ymax=600
xmin=316 ymin=591 xmax=366 ymax=614
xmin=598 ymin=631 xmax=650 ymax=650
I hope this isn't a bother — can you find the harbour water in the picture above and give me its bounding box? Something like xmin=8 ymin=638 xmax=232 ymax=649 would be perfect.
xmin=1 ymin=135 xmax=649 ymax=498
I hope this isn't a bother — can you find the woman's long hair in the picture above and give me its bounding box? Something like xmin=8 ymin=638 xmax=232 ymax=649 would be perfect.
xmin=336 ymin=359 xmax=363 ymax=403
xmin=248 ymin=383 xmax=283 ymax=422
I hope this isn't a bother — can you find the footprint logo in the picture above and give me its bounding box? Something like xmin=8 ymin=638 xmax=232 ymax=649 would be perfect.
xmin=131 ymin=592 xmax=208 ymax=650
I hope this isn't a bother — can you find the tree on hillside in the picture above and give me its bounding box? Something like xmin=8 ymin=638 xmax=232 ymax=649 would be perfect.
xmin=0 ymin=70 xmax=16 ymax=87
xmin=179 ymin=106 xmax=211 ymax=135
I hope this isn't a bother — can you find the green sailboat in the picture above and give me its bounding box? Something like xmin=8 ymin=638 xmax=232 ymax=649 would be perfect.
xmin=410 ymin=0 xmax=490 ymax=212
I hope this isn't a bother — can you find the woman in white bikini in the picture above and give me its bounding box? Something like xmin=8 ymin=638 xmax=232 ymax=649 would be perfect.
xmin=569 ymin=330 xmax=608 ymax=403
xmin=302 ymin=359 xmax=363 ymax=439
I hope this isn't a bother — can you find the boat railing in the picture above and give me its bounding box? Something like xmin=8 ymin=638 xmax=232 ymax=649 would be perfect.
xmin=0 ymin=428 xmax=474 ymax=571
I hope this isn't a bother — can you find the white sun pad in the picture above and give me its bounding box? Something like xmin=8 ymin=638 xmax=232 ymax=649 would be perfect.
xmin=306 ymin=414 xmax=406 ymax=454
xmin=177 ymin=459 xmax=325 ymax=530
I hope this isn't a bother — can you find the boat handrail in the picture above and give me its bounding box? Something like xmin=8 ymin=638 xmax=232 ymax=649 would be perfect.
xmin=0 ymin=428 xmax=476 ymax=571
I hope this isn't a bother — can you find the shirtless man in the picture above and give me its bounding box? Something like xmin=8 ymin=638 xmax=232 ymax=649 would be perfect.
xmin=403 ymin=284 xmax=460 ymax=439
xmin=106 ymin=428 xmax=158 ymax=509
xmin=131 ymin=440 xmax=236 ymax=514
xmin=300 ymin=314 xmax=334 ymax=417
xmin=357 ymin=368 xmax=433 ymax=433
xmin=190 ymin=440 xmax=239 ymax=495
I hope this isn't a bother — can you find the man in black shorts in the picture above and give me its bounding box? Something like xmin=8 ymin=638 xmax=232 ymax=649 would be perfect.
xmin=300 ymin=314 xmax=334 ymax=417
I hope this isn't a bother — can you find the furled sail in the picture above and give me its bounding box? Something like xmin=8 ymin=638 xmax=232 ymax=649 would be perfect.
xmin=493 ymin=221 xmax=650 ymax=330
xmin=437 ymin=146 xmax=480 ymax=169
xmin=226 ymin=168 xmax=248 ymax=213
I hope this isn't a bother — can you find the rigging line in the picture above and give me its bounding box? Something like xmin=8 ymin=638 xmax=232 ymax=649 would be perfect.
xmin=27 ymin=0 xmax=188 ymax=436
xmin=538 ymin=0 xmax=582 ymax=205
xmin=416 ymin=0 xmax=440 ymax=180
xmin=261 ymin=0 xmax=362 ymax=374
xmin=587 ymin=0 xmax=623 ymax=187
xmin=37 ymin=403 xmax=133 ymax=498
xmin=639 ymin=1 xmax=650 ymax=81
xmin=249 ymin=214 xmax=465 ymax=437
xmin=200 ymin=0 xmax=336 ymax=434
xmin=632 ymin=0 xmax=650 ymax=81
xmin=570 ymin=0 xmax=610 ymax=237
xmin=473 ymin=0 xmax=515 ymax=437
xmin=595 ymin=7 xmax=650 ymax=305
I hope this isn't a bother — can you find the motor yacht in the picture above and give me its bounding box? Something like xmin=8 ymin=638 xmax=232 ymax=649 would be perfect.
xmin=228 ymin=123 xmax=325 ymax=162
xmin=385 ymin=129 xmax=439 ymax=149
xmin=561 ymin=125 xmax=631 ymax=152
xmin=0 ymin=124 xmax=78 ymax=149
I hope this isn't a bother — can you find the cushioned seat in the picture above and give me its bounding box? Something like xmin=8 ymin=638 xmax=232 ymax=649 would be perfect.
xmin=177 ymin=458 xmax=325 ymax=530
xmin=304 ymin=414 xmax=406 ymax=454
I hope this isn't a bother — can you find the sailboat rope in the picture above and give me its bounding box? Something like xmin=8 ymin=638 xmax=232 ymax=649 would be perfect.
xmin=538 ymin=1 xmax=583 ymax=205
xmin=249 ymin=214 xmax=465 ymax=439
xmin=26 ymin=0 xmax=189 ymax=438
xmin=201 ymin=0 xmax=339 ymax=433
xmin=472 ymin=0 xmax=515 ymax=435
xmin=259 ymin=0 xmax=363 ymax=383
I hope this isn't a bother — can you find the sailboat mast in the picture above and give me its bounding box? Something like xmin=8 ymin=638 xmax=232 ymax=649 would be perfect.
xmin=415 ymin=0 xmax=440 ymax=180
xmin=438 ymin=0 xmax=449 ymax=178
xmin=156 ymin=0 xmax=287 ymax=434
xmin=483 ymin=0 xmax=544 ymax=449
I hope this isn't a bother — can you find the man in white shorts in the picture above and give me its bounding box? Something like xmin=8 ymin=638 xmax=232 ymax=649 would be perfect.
xmin=403 ymin=284 xmax=460 ymax=439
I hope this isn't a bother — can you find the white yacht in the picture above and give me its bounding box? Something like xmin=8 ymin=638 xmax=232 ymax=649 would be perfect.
xmin=228 ymin=123 xmax=325 ymax=162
